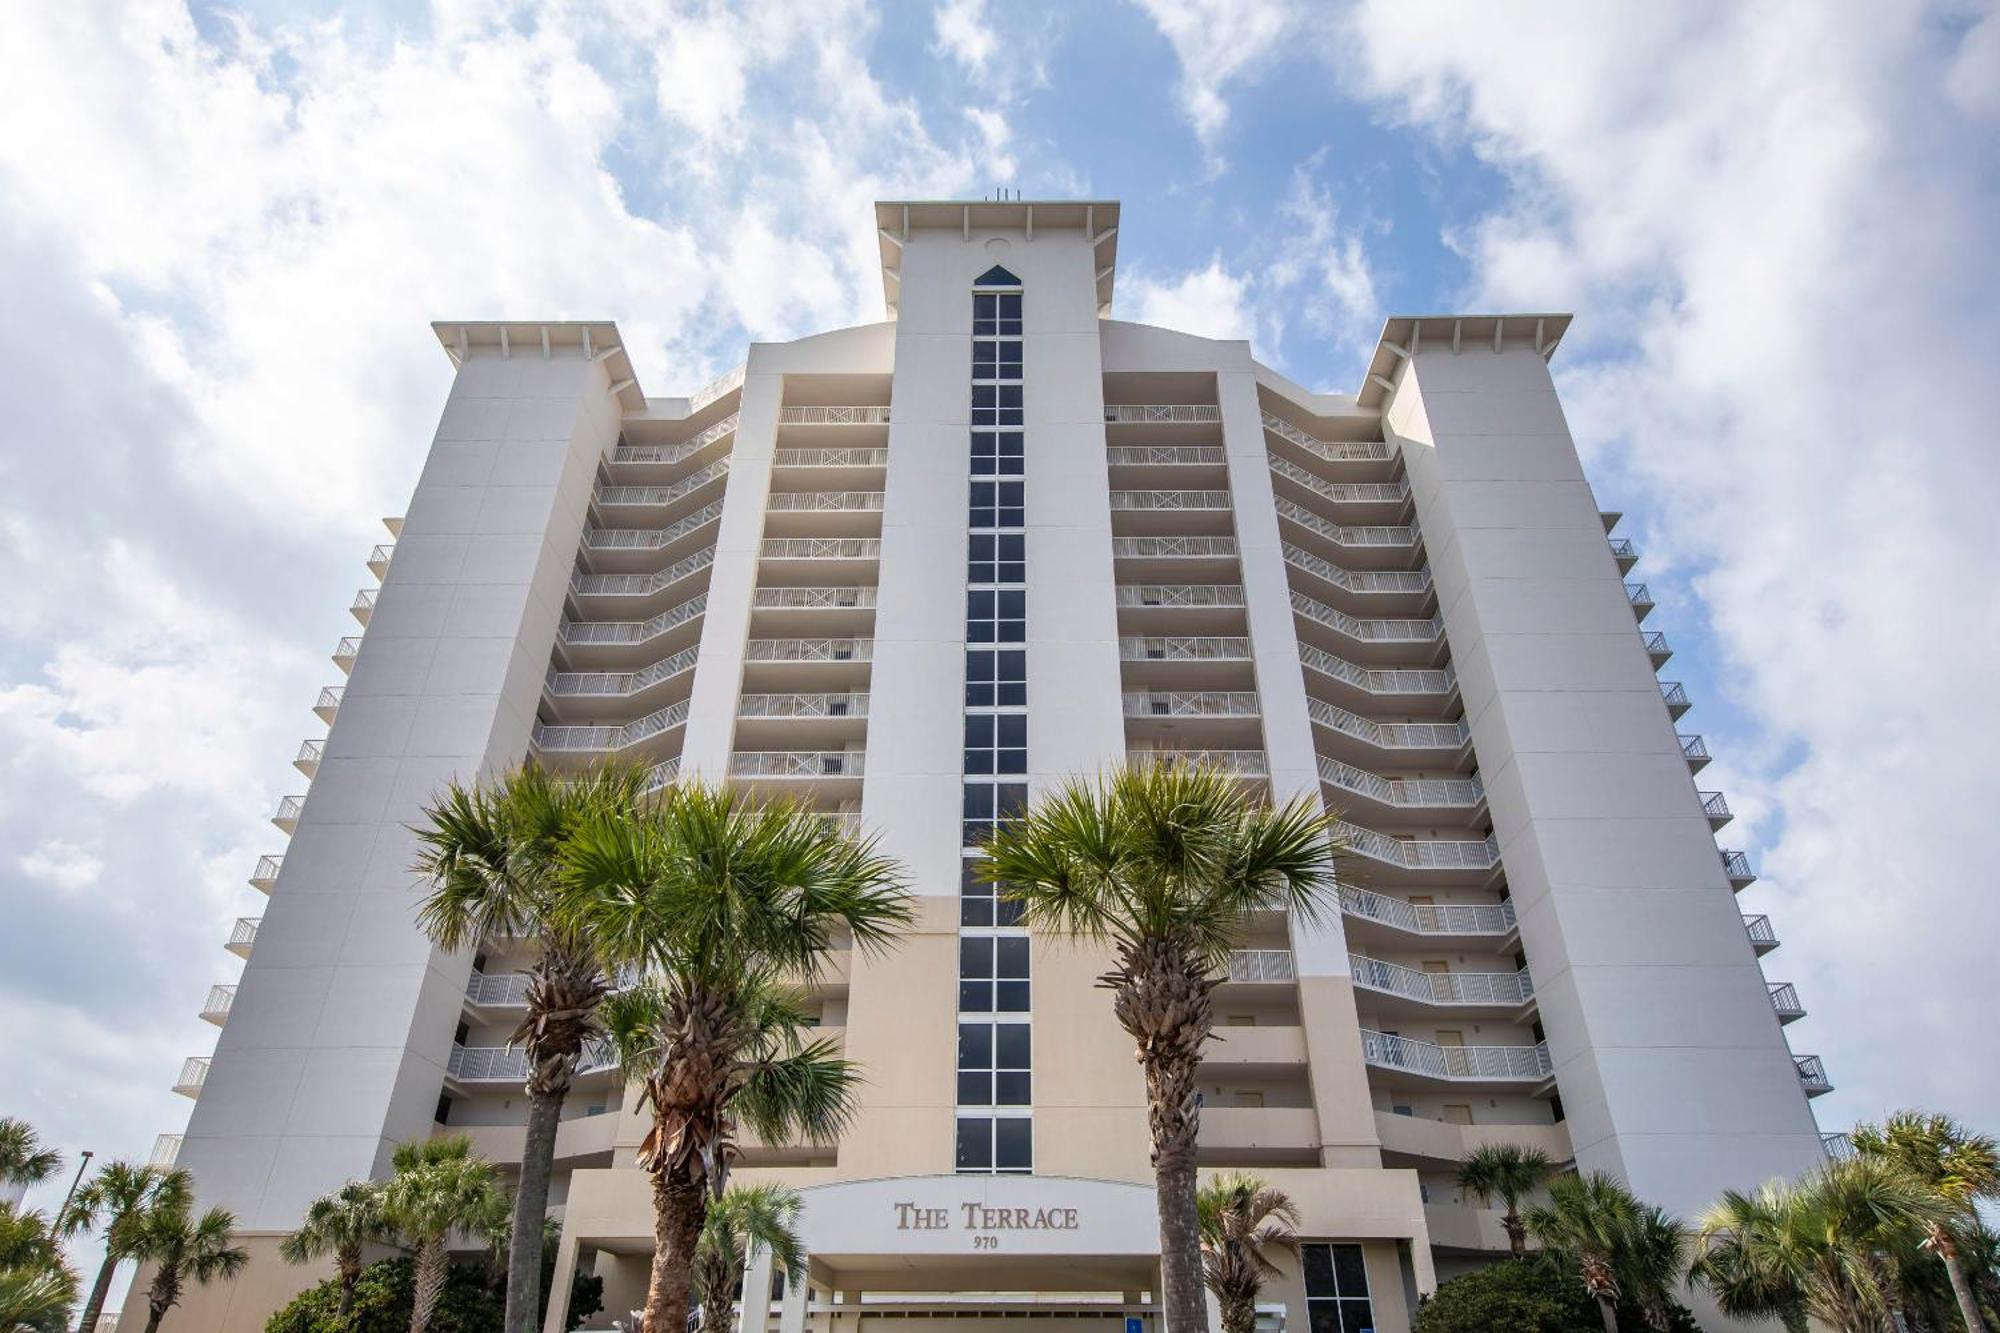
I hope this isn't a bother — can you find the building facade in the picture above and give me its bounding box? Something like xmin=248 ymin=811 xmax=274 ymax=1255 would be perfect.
xmin=148 ymin=199 xmax=1831 ymax=1333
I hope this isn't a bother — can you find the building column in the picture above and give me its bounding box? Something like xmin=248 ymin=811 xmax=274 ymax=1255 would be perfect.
xmin=540 ymin=1227 xmax=583 ymax=1333
xmin=738 ymin=1243 xmax=775 ymax=1333
xmin=778 ymin=1255 xmax=811 ymax=1333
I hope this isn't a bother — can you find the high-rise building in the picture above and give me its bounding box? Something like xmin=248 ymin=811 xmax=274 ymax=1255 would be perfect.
xmin=149 ymin=198 xmax=1830 ymax=1333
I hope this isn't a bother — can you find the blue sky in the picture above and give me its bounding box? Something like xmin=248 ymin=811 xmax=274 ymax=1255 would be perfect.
xmin=2 ymin=0 xmax=1998 ymax=1286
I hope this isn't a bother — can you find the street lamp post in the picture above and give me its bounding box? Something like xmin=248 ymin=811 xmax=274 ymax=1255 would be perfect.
xmin=54 ymin=1149 xmax=93 ymax=1231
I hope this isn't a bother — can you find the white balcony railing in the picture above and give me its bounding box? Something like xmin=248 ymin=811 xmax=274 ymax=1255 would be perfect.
xmin=149 ymin=1134 xmax=182 ymax=1168
xmin=764 ymin=491 xmax=885 ymax=514
xmin=737 ymin=693 xmax=870 ymax=719
xmin=773 ymin=448 xmax=888 ymax=467
xmin=173 ymin=1057 xmax=210 ymax=1096
xmin=1120 ymin=636 xmax=1253 ymax=663
xmin=779 ymin=405 xmax=892 ymax=425
xmin=465 ymin=971 xmax=533 ymax=1006
xmin=1282 ymin=544 xmax=1433 ymax=597
xmin=1111 ymin=536 xmax=1239 ymax=560
xmin=1299 ymin=645 xmax=1457 ymax=697
xmin=571 ymin=548 xmax=717 ymax=599
xmin=1123 ymin=691 xmax=1260 ymax=719
xmin=1608 ymin=537 xmax=1638 ymax=561
xmin=1105 ymin=404 xmax=1221 ymax=425
xmin=691 ymin=365 xmax=746 ymax=411
xmin=351 ymin=588 xmax=376 ymax=624
xmin=1109 ymin=490 xmax=1233 ymax=513
xmin=729 ymin=751 xmax=866 ymax=779
xmin=642 ymin=757 xmax=680 ymax=795
xmin=367 ymin=543 xmax=394 ymax=575
xmin=1135 ymin=749 xmax=1269 ymax=777
xmin=314 ymin=686 xmax=343 ymax=721
xmin=742 ymin=638 xmax=874 ymax=664
xmin=760 ymin=537 xmax=882 ymax=561
xmin=1769 ymin=982 xmax=1805 ymax=1020
xmin=1722 ymin=849 xmax=1755 ymax=883
xmin=1115 ymin=585 xmax=1247 ymax=609
xmin=294 ymin=739 xmax=323 ymax=776
xmin=1700 ymin=791 xmax=1732 ymax=823
xmin=1337 ymin=820 xmax=1500 ymax=872
xmin=249 ymin=855 xmax=282 ymax=889
xmin=533 ymin=699 xmax=691 ymax=753
xmin=594 ymin=459 xmax=731 ymax=508
xmin=200 ymin=985 xmax=236 ymax=1022
xmin=1275 ymin=499 xmax=1420 ymax=549
xmin=1350 ymin=954 xmax=1532 ymax=1007
xmin=1643 ymin=630 xmax=1672 ymax=660
xmin=1227 ymin=950 xmax=1296 ymax=982
xmin=559 ymin=594 xmax=708 ymax=647
xmin=1318 ymin=757 xmax=1484 ymax=809
xmin=227 ymin=916 xmax=261 ymax=954
xmin=1268 ymin=456 xmax=1409 ymax=506
xmin=612 ymin=413 xmax=739 ymax=464
xmin=583 ymin=500 xmax=726 ymax=551
xmin=273 ymin=796 xmax=305 ymax=830
xmin=1260 ymin=411 xmax=1392 ymax=462
xmin=1795 ymin=1055 xmax=1832 ymax=1094
xmin=1822 ymin=1131 xmax=1853 ymax=1158
xmin=1359 ymin=1028 xmax=1551 ymax=1081
xmin=333 ymin=637 xmax=361 ymax=671
xmin=1291 ymin=591 xmax=1442 ymax=645
xmin=1306 ymin=698 xmax=1468 ymax=751
xmin=545 ymin=646 xmax=699 ymax=698
xmin=1339 ymin=885 xmax=1516 ymax=937
xmin=1743 ymin=914 xmax=1777 ymax=950
xmin=752 ymin=587 xmax=878 ymax=612
xmin=1680 ymin=734 xmax=1710 ymax=764
xmin=448 ymin=1041 xmax=616 ymax=1082
xmin=1107 ymin=445 xmax=1227 ymax=466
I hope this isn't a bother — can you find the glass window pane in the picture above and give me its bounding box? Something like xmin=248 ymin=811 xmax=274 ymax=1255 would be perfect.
xmin=961 ymin=897 xmax=994 ymax=926
xmin=995 ymin=1024 xmax=1031 ymax=1066
xmin=1302 ymin=1245 xmax=1335 ymax=1296
xmin=994 ymin=1071 xmax=1032 ymax=1105
xmin=994 ymin=1117 xmax=1032 ymax=1168
xmin=1331 ymin=1245 xmax=1367 ymax=1297
xmin=995 ymin=936 xmax=1030 ymax=975
xmin=955 ymin=1119 xmax=992 ymax=1169
xmin=996 ymin=980 xmax=1031 ymax=1012
xmin=960 ymin=936 xmax=994 ymax=976
xmin=958 ymin=1022 xmax=993 ymax=1066
xmin=959 ymin=980 xmax=992 ymax=1011
xmin=957 ymin=1072 xmax=992 ymax=1105
xmin=1305 ymin=1301 xmax=1341 ymax=1333
xmin=1337 ymin=1301 xmax=1373 ymax=1333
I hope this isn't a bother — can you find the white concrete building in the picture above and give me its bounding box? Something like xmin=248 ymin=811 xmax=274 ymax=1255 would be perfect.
xmin=148 ymin=199 xmax=1830 ymax=1333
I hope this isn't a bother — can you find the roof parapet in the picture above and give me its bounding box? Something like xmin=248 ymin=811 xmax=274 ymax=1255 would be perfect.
xmin=1358 ymin=313 xmax=1573 ymax=408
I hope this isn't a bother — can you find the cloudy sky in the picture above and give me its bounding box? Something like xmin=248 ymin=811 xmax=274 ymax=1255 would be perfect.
xmin=3 ymin=0 xmax=1998 ymax=1271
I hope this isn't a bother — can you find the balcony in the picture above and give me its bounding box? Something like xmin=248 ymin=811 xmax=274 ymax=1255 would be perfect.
xmin=728 ymin=751 xmax=866 ymax=786
xmin=1306 ymin=698 xmax=1469 ymax=762
xmin=1660 ymin=680 xmax=1691 ymax=719
xmin=1350 ymin=954 xmax=1532 ymax=1012
xmin=351 ymin=588 xmax=376 ymax=626
xmin=570 ymin=548 xmax=717 ymax=603
xmin=1197 ymin=1107 xmax=1321 ymax=1164
xmin=1336 ymin=820 xmax=1501 ymax=877
xmin=1821 ymin=1131 xmax=1853 ymax=1159
xmin=1680 ymin=733 xmax=1710 ymax=771
xmin=737 ymin=692 xmax=870 ymax=719
xmin=367 ymin=544 xmax=393 ymax=578
xmin=1226 ymin=950 xmax=1297 ymax=983
xmin=199 ymin=985 xmax=236 ymax=1026
xmin=1108 ymin=490 xmax=1234 ymax=535
xmin=1375 ymin=1113 xmax=1572 ymax=1168
xmin=642 ymin=757 xmax=680 ymax=795
xmin=773 ymin=446 xmax=888 ymax=469
xmin=1339 ymin=885 xmax=1516 ymax=941
xmin=1722 ymin=849 xmax=1757 ymax=888
xmin=149 ymin=1134 xmax=182 ymax=1168
xmin=1105 ymin=445 xmax=1228 ymax=477
xmin=581 ymin=501 xmax=726 ymax=569
xmin=779 ymin=405 xmax=892 ymax=426
xmin=532 ymin=699 xmax=689 ymax=755
xmin=1260 ymin=411 xmax=1392 ymax=463
xmin=1795 ymin=1054 xmax=1832 ymax=1097
xmin=1105 ymin=403 xmax=1221 ymax=425
xmin=750 ymin=586 xmax=878 ymax=616
xmin=1110 ymin=535 xmax=1239 ymax=566
xmin=1699 ymin=791 xmax=1732 ymax=829
xmin=332 ymin=637 xmax=360 ymax=674
xmin=545 ymin=647 xmax=698 ymax=703
xmin=735 ymin=693 xmax=870 ymax=746
xmin=1134 ymin=749 xmax=1269 ymax=778
xmin=1359 ymin=1029 xmax=1552 ymax=1085
xmin=1299 ymin=645 xmax=1458 ymax=713
xmin=757 ymin=537 xmax=882 ymax=578
xmin=1123 ymin=690 xmax=1260 ymax=719
xmin=173 ymin=1057 xmax=210 ymax=1098
xmin=558 ymin=593 xmax=707 ymax=653
xmin=1769 ymin=982 xmax=1805 ymax=1024
xmin=313 ymin=686 xmax=343 ymax=724
xmin=612 ymin=412 xmax=739 ymax=464
xmin=1317 ymin=757 xmax=1483 ymax=817
xmin=1119 ymin=636 xmax=1253 ymax=689
xmin=1281 ymin=544 xmax=1433 ymax=609
xmin=1743 ymin=913 xmax=1778 ymax=955
xmin=226 ymin=916 xmax=260 ymax=959
xmin=741 ymin=640 xmax=874 ymax=694
xmin=1642 ymin=630 xmax=1672 ymax=667
xmin=272 ymin=796 xmax=305 ymax=835
xmin=592 ymin=459 xmax=731 ymax=516
xmin=447 ymin=1041 xmax=616 ymax=1084
xmin=1267 ymin=456 xmax=1411 ymax=519
xmin=1115 ymin=585 xmax=1248 ymax=634
xmin=294 ymin=739 xmax=323 ymax=778
xmin=446 ymin=1113 xmax=621 ymax=1168
xmin=248 ymin=855 xmax=281 ymax=892
xmin=1274 ymin=499 xmax=1421 ymax=565
xmin=1609 ymin=537 xmax=1638 ymax=573
xmin=1625 ymin=582 xmax=1654 ymax=620
xmin=763 ymin=490 xmax=886 ymax=537
xmin=1202 ymin=1025 xmax=1308 ymax=1073
xmin=1291 ymin=591 xmax=1443 ymax=661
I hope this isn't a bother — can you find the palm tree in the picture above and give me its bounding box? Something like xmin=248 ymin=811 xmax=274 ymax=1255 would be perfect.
xmin=1195 ymin=1173 xmax=1298 ymax=1333
xmin=1621 ymin=1204 xmax=1690 ymax=1332
xmin=378 ymin=1136 xmax=505 ymax=1333
xmin=1687 ymin=1181 xmax=1811 ymax=1333
xmin=279 ymin=1179 xmax=392 ymax=1322
xmin=65 ymin=1161 xmax=183 ymax=1333
xmin=0 ymin=1119 xmax=60 ymax=1202
xmin=1456 ymin=1144 xmax=1555 ymax=1258
xmin=0 ymin=1265 xmax=76 ymax=1331
xmin=412 ymin=761 xmax=647 ymax=1333
xmin=1526 ymin=1171 xmax=1642 ymax=1333
xmin=562 ymin=780 xmax=912 ymax=1333
xmin=128 ymin=1191 xmax=247 ymax=1333
xmin=1852 ymin=1110 xmax=1999 ymax=1331
xmin=693 ymin=1185 xmax=804 ymax=1333
xmin=978 ymin=761 xmax=1340 ymax=1333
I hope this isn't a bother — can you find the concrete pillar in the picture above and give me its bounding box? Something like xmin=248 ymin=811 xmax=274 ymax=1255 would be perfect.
xmin=778 ymin=1256 xmax=811 ymax=1333
xmin=540 ymin=1228 xmax=583 ymax=1333
xmin=739 ymin=1243 xmax=775 ymax=1333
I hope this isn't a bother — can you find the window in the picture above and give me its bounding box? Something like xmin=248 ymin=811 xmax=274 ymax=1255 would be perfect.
xmin=972 ymin=339 xmax=1023 ymax=380
xmin=964 ymin=649 xmax=1026 ymax=706
xmin=966 ymin=589 xmax=1026 ymax=643
xmin=1302 ymin=1243 xmax=1374 ymax=1333
xmin=963 ymin=712 xmax=1028 ymax=776
xmin=967 ymin=533 xmax=1026 ymax=584
xmin=957 ymin=1020 xmax=1031 ymax=1106
xmin=972 ymin=290 xmax=1023 ymax=335
xmin=960 ymin=857 xmax=1025 ymax=927
xmin=971 ymin=384 xmax=1024 ymax=427
xmin=959 ymin=932 xmax=1031 ymax=1013
xmin=962 ymin=781 xmax=1027 ymax=845
xmin=970 ymin=431 xmax=1023 ymax=478
xmin=969 ymin=481 xmax=1025 ymax=529
xmin=956 ymin=1113 xmax=1032 ymax=1174
xmin=974 ymin=264 xmax=1022 ymax=288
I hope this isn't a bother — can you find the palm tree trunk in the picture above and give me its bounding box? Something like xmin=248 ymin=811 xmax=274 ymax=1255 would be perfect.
xmin=644 ymin=1169 xmax=707 ymax=1333
xmin=696 ymin=1249 xmax=739 ymax=1333
xmin=506 ymin=1082 xmax=568 ymax=1333
xmin=410 ymin=1239 xmax=449 ymax=1333
xmin=1941 ymin=1245 xmax=1989 ymax=1333
xmin=1502 ymin=1213 xmax=1525 ymax=1259
xmin=1595 ymin=1292 xmax=1619 ymax=1333
xmin=75 ymin=1253 xmax=119 ymax=1333
xmin=142 ymin=1271 xmax=177 ymax=1333
xmin=1218 ymin=1291 xmax=1256 ymax=1333
xmin=1154 ymin=1152 xmax=1205 ymax=1333
xmin=141 ymin=1306 xmax=166 ymax=1333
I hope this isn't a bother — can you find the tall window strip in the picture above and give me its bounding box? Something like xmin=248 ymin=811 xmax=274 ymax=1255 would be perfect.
xmin=957 ymin=267 xmax=1031 ymax=1175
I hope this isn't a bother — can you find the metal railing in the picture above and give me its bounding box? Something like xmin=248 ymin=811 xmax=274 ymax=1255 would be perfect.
xmin=201 ymin=985 xmax=236 ymax=1020
xmin=1625 ymin=582 xmax=1653 ymax=608
xmin=1700 ymin=791 xmax=1731 ymax=820
xmin=1642 ymin=630 xmax=1672 ymax=658
xmin=1609 ymin=537 xmax=1637 ymax=558
xmin=174 ymin=1057 xmax=210 ymax=1095
xmin=150 ymin=1134 xmax=182 ymax=1167
xmin=1795 ymin=1055 xmax=1831 ymax=1093
xmin=1318 ymin=757 xmax=1484 ymax=808
xmin=1105 ymin=404 xmax=1221 ymax=424
xmin=1274 ymin=498 xmax=1419 ymax=548
xmin=1119 ymin=636 xmax=1252 ymax=662
xmin=742 ymin=638 xmax=874 ymax=664
xmin=1337 ymin=820 xmax=1500 ymax=871
xmin=1350 ymin=954 xmax=1532 ymax=1007
xmin=1299 ymin=645 xmax=1457 ymax=696
xmin=333 ymin=637 xmax=360 ymax=665
xmin=1680 ymin=734 xmax=1709 ymax=762
xmin=1340 ymin=885 xmax=1515 ymax=937
xmin=1291 ymin=590 xmax=1442 ymax=644
xmin=352 ymin=588 xmax=376 ymax=617
xmin=1123 ymin=691 xmax=1260 ymax=718
xmin=560 ymin=594 xmax=708 ymax=646
xmin=642 ymin=758 xmax=680 ymax=795
xmin=752 ymin=587 xmax=878 ymax=611
xmin=779 ymin=405 xmax=891 ymax=425
xmin=1109 ymin=490 xmax=1233 ymax=512
xmin=229 ymin=917 xmax=261 ymax=951
xmin=1269 ymin=456 xmax=1410 ymax=506
xmin=594 ymin=459 xmax=731 ymax=508
xmin=273 ymin=796 xmax=305 ymax=828
xmin=1227 ymin=950 xmax=1296 ymax=982
xmin=1743 ymin=914 xmax=1777 ymax=948
xmin=1769 ymin=982 xmax=1804 ymax=1018
xmin=1134 ymin=749 xmax=1269 ymax=776
xmin=760 ymin=537 xmax=882 ymax=560
xmin=533 ymin=699 xmax=691 ymax=753
xmin=545 ymin=646 xmax=699 ymax=698
xmin=612 ymin=413 xmax=739 ymax=464
xmin=1106 ymin=445 xmax=1227 ymax=466
xmin=690 ymin=365 xmax=746 ymax=411
xmin=250 ymin=855 xmax=282 ymax=887
xmin=765 ymin=491 xmax=885 ymax=513
xmin=1282 ymin=543 xmax=1433 ymax=596
xmin=1306 ymin=698 xmax=1468 ymax=750
xmin=1722 ymin=850 xmax=1755 ymax=882
xmin=737 ymin=693 xmax=870 ymax=719
xmin=1661 ymin=681 xmax=1689 ymax=708
xmin=448 ymin=1041 xmax=616 ymax=1081
xmin=1115 ymin=585 xmax=1246 ymax=609
xmin=1358 ymin=1029 xmax=1551 ymax=1081
xmin=1111 ymin=535 xmax=1239 ymax=560
xmin=1260 ymin=411 xmax=1392 ymax=461
xmin=367 ymin=543 xmax=394 ymax=572
xmin=571 ymin=548 xmax=717 ymax=598
xmin=315 ymin=686 xmax=343 ymax=717
xmin=1822 ymin=1131 xmax=1853 ymax=1158
xmin=773 ymin=447 xmax=888 ymax=467
xmin=729 ymin=751 xmax=866 ymax=778
xmin=465 ymin=971 xmax=533 ymax=1006
xmin=583 ymin=500 xmax=726 ymax=551
xmin=296 ymin=739 xmax=323 ymax=770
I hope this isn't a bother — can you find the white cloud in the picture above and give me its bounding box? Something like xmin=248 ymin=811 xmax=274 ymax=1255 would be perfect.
xmin=1339 ymin=0 xmax=2000 ymax=1131
xmin=1130 ymin=0 xmax=1296 ymax=170
xmin=934 ymin=0 xmax=998 ymax=76
xmin=1121 ymin=257 xmax=1256 ymax=341
xmin=16 ymin=841 xmax=103 ymax=894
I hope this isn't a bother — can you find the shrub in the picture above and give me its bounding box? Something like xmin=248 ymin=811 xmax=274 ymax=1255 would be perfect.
xmin=1413 ymin=1260 xmax=1699 ymax=1333
xmin=265 ymin=1256 xmax=501 ymax=1333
